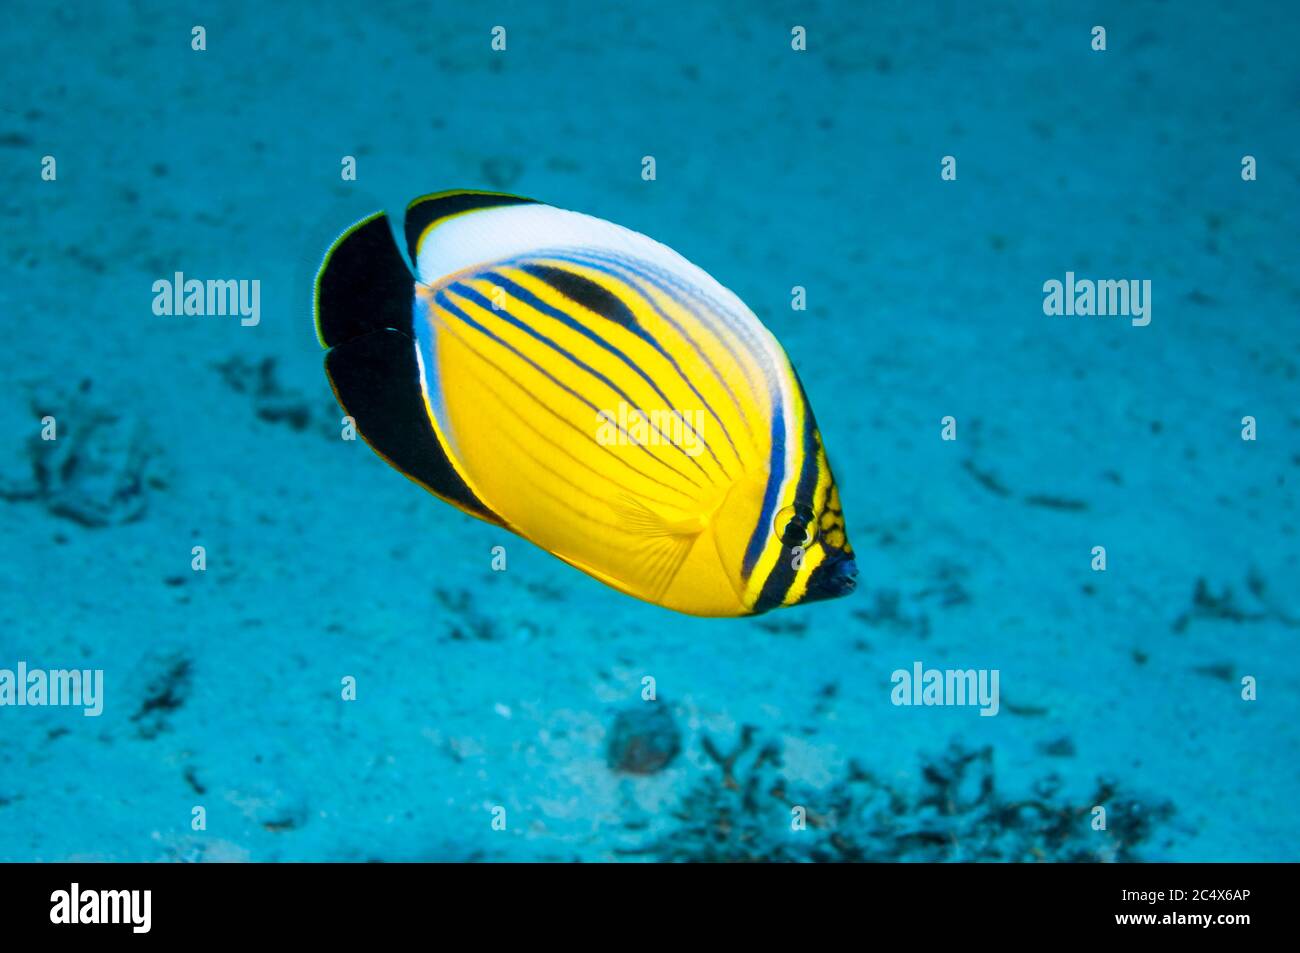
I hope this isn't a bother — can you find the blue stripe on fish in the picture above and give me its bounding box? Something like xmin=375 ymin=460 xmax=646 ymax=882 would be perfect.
xmin=433 ymin=289 xmax=709 ymax=491
xmin=481 ymin=269 xmax=732 ymax=478
xmin=447 ymin=281 xmax=717 ymax=482
xmin=743 ymin=406 xmax=787 ymax=580
xmin=537 ymin=251 xmax=749 ymax=459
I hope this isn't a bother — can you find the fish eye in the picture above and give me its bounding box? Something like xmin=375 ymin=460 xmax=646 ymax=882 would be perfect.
xmin=773 ymin=504 xmax=817 ymax=548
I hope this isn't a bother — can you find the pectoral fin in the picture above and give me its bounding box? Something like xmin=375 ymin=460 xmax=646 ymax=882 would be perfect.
xmin=609 ymin=494 xmax=704 ymax=601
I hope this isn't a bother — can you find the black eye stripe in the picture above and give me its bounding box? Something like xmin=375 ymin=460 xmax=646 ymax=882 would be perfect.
xmin=782 ymin=514 xmax=815 ymax=546
xmin=773 ymin=503 xmax=817 ymax=546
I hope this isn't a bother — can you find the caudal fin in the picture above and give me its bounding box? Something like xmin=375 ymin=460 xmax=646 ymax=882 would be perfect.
xmin=314 ymin=207 xmax=501 ymax=525
xmin=314 ymin=211 xmax=413 ymax=349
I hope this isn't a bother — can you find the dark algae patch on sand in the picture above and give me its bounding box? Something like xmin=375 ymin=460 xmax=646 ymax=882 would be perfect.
xmin=624 ymin=732 xmax=1174 ymax=862
xmin=0 ymin=379 xmax=164 ymax=527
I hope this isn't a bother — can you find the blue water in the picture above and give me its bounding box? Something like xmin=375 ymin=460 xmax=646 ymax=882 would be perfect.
xmin=1 ymin=0 xmax=1296 ymax=861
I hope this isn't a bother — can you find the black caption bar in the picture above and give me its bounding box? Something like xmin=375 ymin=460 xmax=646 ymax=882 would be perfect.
xmin=0 ymin=861 xmax=1282 ymax=941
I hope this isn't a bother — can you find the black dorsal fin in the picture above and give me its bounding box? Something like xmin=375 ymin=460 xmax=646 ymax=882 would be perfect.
xmin=403 ymin=189 xmax=536 ymax=268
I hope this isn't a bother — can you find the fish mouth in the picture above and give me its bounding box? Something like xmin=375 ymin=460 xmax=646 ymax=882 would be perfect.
xmin=802 ymin=554 xmax=859 ymax=603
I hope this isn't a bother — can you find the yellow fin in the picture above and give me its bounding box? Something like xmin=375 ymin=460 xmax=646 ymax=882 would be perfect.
xmin=610 ymin=494 xmax=703 ymax=600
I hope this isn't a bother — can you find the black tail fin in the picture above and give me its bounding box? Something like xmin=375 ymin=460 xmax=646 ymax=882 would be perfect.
xmin=313 ymin=207 xmax=501 ymax=526
xmin=314 ymin=211 xmax=413 ymax=349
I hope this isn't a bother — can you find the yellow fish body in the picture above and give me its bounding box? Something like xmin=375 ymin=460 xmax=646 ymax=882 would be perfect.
xmin=315 ymin=190 xmax=856 ymax=617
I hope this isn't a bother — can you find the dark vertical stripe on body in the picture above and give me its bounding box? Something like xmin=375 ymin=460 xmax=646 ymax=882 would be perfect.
xmin=742 ymin=404 xmax=786 ymax=580
xmin=752 ymin=406 xmax=821 ymax=613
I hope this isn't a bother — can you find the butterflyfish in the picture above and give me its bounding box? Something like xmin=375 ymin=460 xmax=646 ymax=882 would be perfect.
xmin=314 ymin=190 xmax=857 ymax=617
